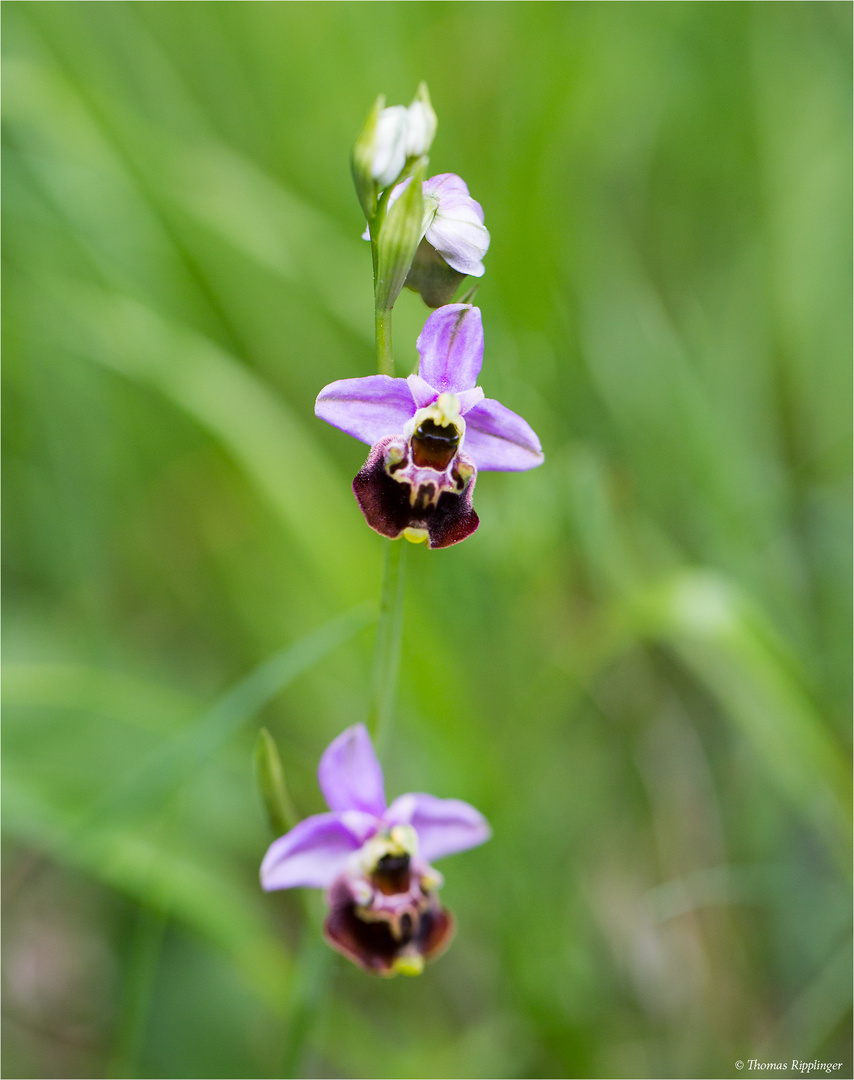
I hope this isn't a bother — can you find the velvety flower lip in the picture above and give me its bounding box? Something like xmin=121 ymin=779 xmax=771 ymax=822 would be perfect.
xmin=363 ymin=173 xmax=490 ymax=277
xmin=315 ymin=304 xmax=544 ymax=473
xmin=261 ymin=724 xmax=490 ymax=975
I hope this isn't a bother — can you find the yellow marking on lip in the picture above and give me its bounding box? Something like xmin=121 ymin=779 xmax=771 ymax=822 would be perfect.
xmin=433 ymin=392 xmax=461 ymax=426
xmin=411 ymin=395 xmax=465 ymax=441
xmin=393 ymin=953 xmax=425 ymax=977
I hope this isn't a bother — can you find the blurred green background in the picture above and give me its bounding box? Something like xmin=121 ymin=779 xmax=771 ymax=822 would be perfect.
xmin=3 ymin=2 xmax=851 ymax=1078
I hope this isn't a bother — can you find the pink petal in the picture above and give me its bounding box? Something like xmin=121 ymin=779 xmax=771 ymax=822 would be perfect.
xmin=318 ymin=724 xmax=387 ymax=816
xmin=463 ymin=397 xmax=544 ymax=471
xmin=458 ymin=387 xmax=485 ymax=414
xmin=422 ymin=174 xmax=489 ymax=275
xmin=260 ymin=813 xmax=361 ymax=890
xmin=423 ymin=174 xmax=485 ymax=222
xmin=416 ymin=305 xmax=484 ymax=394
xmin=315 ymin=375 xmax=416 ymax=446
xmin=386 ymin=793 xmax=491 ymax=862
xmin=426 ymin=213 xmax=489 ymax=277
xmin=406 ymin=373 xmax=438 ymax=409
xmin=406 ymin=375 xmax=483 ymax=414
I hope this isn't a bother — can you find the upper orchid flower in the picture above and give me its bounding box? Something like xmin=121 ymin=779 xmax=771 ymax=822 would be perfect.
xmin=374 ymin=173 xmax=489 ymax=277
xmin=364 ymin=173 xmax=490 ymax=306
xmin=315 ymin=304 xmax=544 ymax=548
xmin=261 ymin=724 xmax=490 ymax=976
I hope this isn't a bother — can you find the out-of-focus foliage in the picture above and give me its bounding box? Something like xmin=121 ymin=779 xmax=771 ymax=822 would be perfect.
xmin=2 ymin=3 xmax=850 ymax=1078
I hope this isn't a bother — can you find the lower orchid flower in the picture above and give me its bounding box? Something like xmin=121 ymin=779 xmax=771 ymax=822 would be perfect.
xmin=260 ymin=724 xmax=490 ymax=976
xmin=315 ymin=304 xmax=544 ymax=548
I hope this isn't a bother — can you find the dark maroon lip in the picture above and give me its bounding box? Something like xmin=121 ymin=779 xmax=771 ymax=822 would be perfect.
xmin=323 ymin=870 xmax=456 ymax=975
xmin=352 ymin=436 xmax=479 ymax=548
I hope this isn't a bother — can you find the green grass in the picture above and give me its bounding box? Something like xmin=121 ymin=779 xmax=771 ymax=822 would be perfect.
xmin=3 ymin=2 xmax=851 ymax=1077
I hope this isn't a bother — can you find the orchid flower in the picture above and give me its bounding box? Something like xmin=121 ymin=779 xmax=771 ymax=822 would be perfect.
xmin=363 ymin=173 xmax=490 ymax=305
xmin=261 ymin=724 xmax=490 ymax=975
xmin=315 ymin=304 xmax=544 ymax=547
xmin=368 ymin=173 xmax=489 ymax=277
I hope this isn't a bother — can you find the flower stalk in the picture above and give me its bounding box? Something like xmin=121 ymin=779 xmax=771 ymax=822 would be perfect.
xmin=374 ymin=305 xmax=394 ymax=378
xmin=363 ymin=122 xmax=429 ymax=749
xmin=366 ymin=537 xmax=407 ymax=755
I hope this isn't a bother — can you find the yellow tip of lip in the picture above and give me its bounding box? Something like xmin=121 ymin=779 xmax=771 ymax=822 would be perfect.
xmin=402 ymin=528 xmax=429 ymax=544
xmin=393 ymin=954 xmax=425 ymax=977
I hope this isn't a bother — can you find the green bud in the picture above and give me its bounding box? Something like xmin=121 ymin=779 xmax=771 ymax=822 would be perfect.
xmin=351 ymin=94 xmax=385 ymax=219
xmin=255 ymin=727 xmax=298 ymax=837
xmin=375 ymin=164 xmax=425 ymax=312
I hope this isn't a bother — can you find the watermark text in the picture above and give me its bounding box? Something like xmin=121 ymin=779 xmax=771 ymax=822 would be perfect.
xmin=737 ymin=1062 xmax=843 ymax=1075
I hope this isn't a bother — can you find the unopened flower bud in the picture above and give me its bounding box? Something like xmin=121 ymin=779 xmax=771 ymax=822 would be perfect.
xmin=405 ymin=83 xmax=437 ymax=157
xmin=352 ymin=85 xmax=439 ymax=219
xmin=371 ymin=105 xmax=409 ymax=187
xmin=352 ymin=97 xmax=410 ymax=217
xmin=351 ymin=95 xmax=385 ymax=218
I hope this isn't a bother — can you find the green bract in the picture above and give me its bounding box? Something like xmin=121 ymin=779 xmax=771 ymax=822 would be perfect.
xmin=374 ymin=164 xmax=425 ymax=312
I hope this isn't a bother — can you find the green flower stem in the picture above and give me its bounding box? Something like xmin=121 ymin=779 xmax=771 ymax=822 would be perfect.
xmin=365 ymin=181 xmax=408 ymax=750
xmin=280 ymin=921 xmax=334 ymax=1079
xmin=108 ymin=902 xmax=167 ymax=1078
xmin=374 ymin=304 xmax=395 ymax=377
xmin=278 ymin=167 xmax=410 ymax=1074
xmin=366 ymin=537 xmax=407 ymax=756
xmin=370 ymin=186 xmax=395 ymax=378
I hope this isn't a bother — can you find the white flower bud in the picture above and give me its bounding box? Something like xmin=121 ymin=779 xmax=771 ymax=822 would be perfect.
xmin=352 ymin=85 xmax=437 ymax=220
xmin=371 ymin=105 xmax=409 ymax=188
xmin=405 ymin=95 xmax=437 ymax=157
